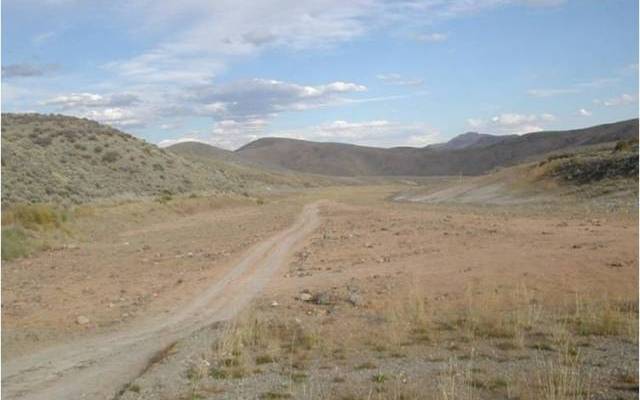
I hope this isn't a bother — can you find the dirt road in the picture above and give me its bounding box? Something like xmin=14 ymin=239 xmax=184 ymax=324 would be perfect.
xmin=1 ymin=202 xmax=320 ymax=400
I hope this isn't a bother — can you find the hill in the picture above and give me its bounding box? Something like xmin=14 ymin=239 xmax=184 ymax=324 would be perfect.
xmin=165 ymin=141 xmax=244 ymax=164
xmin=167 ymin=140 xmax=337 ymax=187
xmin=427 ymin=131 xmax=517 ymax=150
xmin=0 ymin=114 xmax=322 ymax=205
xmin=235 ymin=119 xmax=639 ymax=176
xmin=395 ymin=138 xmax=639 ymax=207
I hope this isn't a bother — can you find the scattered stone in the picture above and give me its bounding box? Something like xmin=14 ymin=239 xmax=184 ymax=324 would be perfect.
xmin=347 ymin=292 xmax=363 ymax=306
xmin=608 ymin=262 xmax=624 ymax=268
xmin=76 ymin=315 xmax=90 ymax=325
xmin=299 ymin=292 xmax=313 ymax=302
xmin=271 ymin=301 xmax=279 ymax=307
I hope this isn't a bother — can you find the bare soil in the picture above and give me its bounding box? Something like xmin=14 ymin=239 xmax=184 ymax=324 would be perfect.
xmin=2 ymin=185 xmax=637 ymax=399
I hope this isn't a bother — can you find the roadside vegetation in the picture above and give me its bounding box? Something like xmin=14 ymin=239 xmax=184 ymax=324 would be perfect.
xmin=175 ymin=284 xmax=637 ymax=400
xmin=1 ymin=203 xmax=69 ymax=260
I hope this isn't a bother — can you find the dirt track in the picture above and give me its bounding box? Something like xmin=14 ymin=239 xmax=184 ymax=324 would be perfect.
xmin=1 ymin=202 xmax=320 ymax=400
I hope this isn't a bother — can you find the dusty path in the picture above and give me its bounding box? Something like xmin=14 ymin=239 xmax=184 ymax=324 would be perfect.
xmin=1 ymin=202 xmax=321 ymax=400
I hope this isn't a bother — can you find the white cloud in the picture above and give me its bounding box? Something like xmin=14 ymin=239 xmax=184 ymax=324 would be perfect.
xmin=527 ymin=77 xmax=619 ymax=98
xmin=44 ymin=92 xmax=140 ymax=108
xmin=78 ymin=108 xmax=144 ymax=128
xmin=376 ymin=73 xmax=424 ymax=87
xmin=599 ymin=93 xmax=637 ymax=107
xmin=188 ymin=78 xmax=367 ymax=120
xmin=468 ymin=112 xmax=556 ymax=134
xmin=42 ymin=91 xmax=145 ymax=128
xmin=578 ymin=108 xmax=592 ymax=117
xmin=575 ymin=77 xmax=619 ymax=89
xmin=33 ymin=31 xmax=56 ymax=45
xmin=414 ymin=32 xmax=448 ymax=43
xmin=527 ymin=88 xmax=578 ymax=97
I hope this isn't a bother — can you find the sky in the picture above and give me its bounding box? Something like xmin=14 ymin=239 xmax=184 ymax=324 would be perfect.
xmin=2 ymin=0 xmax=638 ymax=150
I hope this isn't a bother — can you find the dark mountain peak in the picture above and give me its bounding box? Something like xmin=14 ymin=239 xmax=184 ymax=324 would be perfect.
xmin=234 ymin=119 xmax=638 ymax=176
xmin=429 ymin=131 xmax=516 ymax=150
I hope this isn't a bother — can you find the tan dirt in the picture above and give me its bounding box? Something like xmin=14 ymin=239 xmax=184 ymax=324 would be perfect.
xmin=1 ymin=201 xmax=320 ymax=400
xmin=2 ymin=185 xmax=637 ymax=399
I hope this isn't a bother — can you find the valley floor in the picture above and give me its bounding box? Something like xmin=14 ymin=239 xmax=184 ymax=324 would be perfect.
xmin=2 ymin=185 xmax=638 ymax=399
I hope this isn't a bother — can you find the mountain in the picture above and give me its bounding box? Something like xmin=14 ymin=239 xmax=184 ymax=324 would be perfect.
xmin=0 ymin=114 xmax=322 ymax=205
xmin=235 ymin=119 xmax=639 ymax=177
xmin=167 ymin=140 xmax=336 ymax=186
xmin=428 ymin=132 xmax=517 ymax=150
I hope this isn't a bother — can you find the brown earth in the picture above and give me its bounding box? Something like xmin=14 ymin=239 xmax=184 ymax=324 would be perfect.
xmin=2 ymin=185 xmax=638 ymax=399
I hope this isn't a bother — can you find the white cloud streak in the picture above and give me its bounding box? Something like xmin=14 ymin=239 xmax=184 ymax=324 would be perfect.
xmin=467 ymin=112 xmax=556 ymax=134
xmin=376 ymin=73 xmax=424 ymax=87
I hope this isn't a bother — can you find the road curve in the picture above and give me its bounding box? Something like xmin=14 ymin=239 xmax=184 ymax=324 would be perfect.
xmin=2 ymin=202 xmax=321 ymax=400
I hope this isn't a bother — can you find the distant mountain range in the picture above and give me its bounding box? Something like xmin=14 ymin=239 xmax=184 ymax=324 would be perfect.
xmin=3 ymin=113 xmax=637 ymax=205
xmin=426 ymin=131 xmax=518 ymax=150
xmin=231 ymin=119 xmax=638 ymax=176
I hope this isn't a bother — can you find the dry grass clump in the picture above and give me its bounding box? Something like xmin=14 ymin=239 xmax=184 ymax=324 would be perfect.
xmin=527 ymin=353 xmax=591 ymax=400
xmin=3 ymin=203 xmax=67 ymax=230
xmin=568 ymin=295 xmax=638 ymax=340
xmin=192 ymin=282 xmax=636 ymax=399
xmin=383 ymin=282 xmax=636 ymax=350
xmin=1 ymin=204 xmax=69 ymax=260
xmin=204 ymin=310 xmax=322 ymax=388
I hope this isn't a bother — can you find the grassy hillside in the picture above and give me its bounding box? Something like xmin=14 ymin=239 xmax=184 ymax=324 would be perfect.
xmin=236 ymin=119 xmax=639 ymax=176
xmin=0 ymin=114 xmax=324 ymax=205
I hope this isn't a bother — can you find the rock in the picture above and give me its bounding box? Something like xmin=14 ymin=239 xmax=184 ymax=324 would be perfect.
xmin=76 ymin=315 xmax=90 ymax=325
xmin=271 ymin=301 xmax=279 ymax=307
xmin=347 ymin=292 xmax=363 ymax=306
xmin=299 ymin=293 xmax=313 ymax=302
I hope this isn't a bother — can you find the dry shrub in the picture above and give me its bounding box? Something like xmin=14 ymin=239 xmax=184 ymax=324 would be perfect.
xmin=3 ymin=204 xmax=66 ymax=230
xmin=569 ymin=294 xmax=638 ymax=340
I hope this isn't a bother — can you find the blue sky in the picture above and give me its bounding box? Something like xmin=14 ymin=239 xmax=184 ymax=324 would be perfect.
xmin=2 ymin=0 xmax=638 ymax=149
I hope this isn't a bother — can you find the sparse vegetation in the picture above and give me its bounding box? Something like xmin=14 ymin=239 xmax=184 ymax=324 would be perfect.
xmin=101 ymin=150 xmax=121 ymax=163
xmin=1 ymin=113 xmax=329 ymax=205
xmin=1 ymin=227 xmax=32 ymax=260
